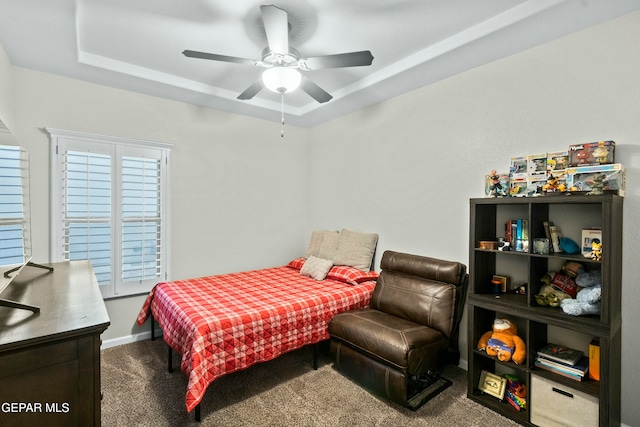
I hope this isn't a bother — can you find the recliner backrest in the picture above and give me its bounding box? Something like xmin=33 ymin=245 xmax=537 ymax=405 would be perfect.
xmin=370 ymin=250 xmax=467 ymax=337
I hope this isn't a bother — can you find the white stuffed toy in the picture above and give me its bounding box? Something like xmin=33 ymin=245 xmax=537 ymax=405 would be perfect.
xmin=560 ymin=270 xmax=601 ymax=316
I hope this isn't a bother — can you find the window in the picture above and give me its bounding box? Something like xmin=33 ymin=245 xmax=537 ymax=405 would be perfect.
xmin=0 ymin=144 xmax=30 ymax=267
xmin=49 ymin=128 xmax=171 ymax=298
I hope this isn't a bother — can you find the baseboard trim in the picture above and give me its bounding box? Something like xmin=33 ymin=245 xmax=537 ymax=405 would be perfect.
xmin=101 ymin=328 xmax=162 ymax=349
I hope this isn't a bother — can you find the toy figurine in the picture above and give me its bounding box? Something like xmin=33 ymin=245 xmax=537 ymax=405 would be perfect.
xmin=542 ymin=172 xmax=566 ymax=194
xmin=514 ymin=283 xmax=527 ymax=295
xmin=488 ymin=170 xmax=503 ymax=197
xmin=591 ymin=146 xmax=609 ymax=163
xmin=591 ymin=240 xmax=602 ymax=261
xmin=554 ymin=156 xmax=568 ymax=170
xmin=575 ymin=148 xmax=590 ymax=165
xmin=587 ymin=173 xmax=607 ymax=195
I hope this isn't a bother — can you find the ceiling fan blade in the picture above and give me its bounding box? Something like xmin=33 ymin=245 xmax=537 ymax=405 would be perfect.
xmin=260 ymin=5 xmax=289 ymax=55
xmin=304 ymin=51 xmax=374 ymax=69
xmin=237 ymin=80 xmax=265 ymax=100
xmin=300 ymin=76 xmax=333 ymax=103
xmin=183 ymin=50 xmax=256 ymax=65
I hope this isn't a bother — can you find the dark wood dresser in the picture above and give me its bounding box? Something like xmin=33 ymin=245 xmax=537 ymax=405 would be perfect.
xmin=0 ymin=261 xmax=110 ymax=427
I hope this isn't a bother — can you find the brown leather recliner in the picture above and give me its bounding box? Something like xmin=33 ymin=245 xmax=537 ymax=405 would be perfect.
xmin=328 ymin=250 xmax=468 ymax=408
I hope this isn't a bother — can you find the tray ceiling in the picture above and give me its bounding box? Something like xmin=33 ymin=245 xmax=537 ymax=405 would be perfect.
xmin=0 ymin=0 xmax=638 ymax=127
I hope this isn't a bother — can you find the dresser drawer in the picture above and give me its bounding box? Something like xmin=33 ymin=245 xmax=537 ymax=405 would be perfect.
xmin=0 ymin=339 xmax=77 ymax=378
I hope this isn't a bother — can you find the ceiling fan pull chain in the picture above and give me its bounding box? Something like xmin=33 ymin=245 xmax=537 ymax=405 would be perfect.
xmin=281 ymin=92 xmax=285 ymax=138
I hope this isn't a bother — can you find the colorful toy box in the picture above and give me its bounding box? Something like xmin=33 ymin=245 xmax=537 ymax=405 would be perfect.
xmin=509 ymin=177 xmax=528 ymax=197
xmin=510 ymin=156 xmax=528 ymax=179
xmin=527 ymin=153 xmax=547 ymax=178
xmin=566 ymin=163 xmax=625 ymax=196
xmin=526 ymin=176 xmax=546 ymax=197
xmin=568 ymin=141 xmax=615 ymax=167
xmin=547 ymin=150 xmax=569 ymax=174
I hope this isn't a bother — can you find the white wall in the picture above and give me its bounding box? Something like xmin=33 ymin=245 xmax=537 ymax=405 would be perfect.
xmin=1 ymin=9 xmax=639 ymax=425
xmin=9 ymin=68 xmax=310 ymax=342
xmin=309 ymin=11 xmax=640 ymax=425
xmin=0 ymin=44 xmax=14 ymax=129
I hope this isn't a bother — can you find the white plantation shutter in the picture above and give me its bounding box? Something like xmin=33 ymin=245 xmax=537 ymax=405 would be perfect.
xmin=49 ymin=129 xmax=171 ymax=298
xmin=0 ymin=145 xmax=30 ymax=266
xmin=64 ymin=150 xmax=112 ymax=284
xmin=120 ymin=151 xmax=162 ymax=284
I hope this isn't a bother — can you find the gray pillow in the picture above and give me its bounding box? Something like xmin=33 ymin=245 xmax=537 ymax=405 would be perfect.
xmin=316 ymin=230 xmax=341 ymax=260
xmin=300 ymin=256 xmax=334 ymax=281
xmin=304 ymin=230 xmax=325 ymax=259
xmin=333 ymin=229 xmax=379 ymax=271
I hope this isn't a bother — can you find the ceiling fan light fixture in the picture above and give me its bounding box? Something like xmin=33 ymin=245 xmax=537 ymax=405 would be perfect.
xmin=262 ymin=67 xmax=301 ymax=93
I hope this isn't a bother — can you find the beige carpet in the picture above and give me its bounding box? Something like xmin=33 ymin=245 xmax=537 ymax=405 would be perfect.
xmin=101 ymin=339 xmax=521 ymax=426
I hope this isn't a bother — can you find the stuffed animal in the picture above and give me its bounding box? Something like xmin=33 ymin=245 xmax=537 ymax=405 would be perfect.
xmin=559 ymin=237 xmax=580 ymax=255
xmin=561 ymin=270 xmax=602 ymax=316
xmin=575 ymin=270 xmax=601 ymax=287
xmin=538 ymin=270 xmax=580 ymax=300
xmin=535 ymin=284 xmax=572 ymax=307
xmin=477 ymin=318 xmax=526 ymax=364
xmin=561 ymin=261 xmax=584 ymax=278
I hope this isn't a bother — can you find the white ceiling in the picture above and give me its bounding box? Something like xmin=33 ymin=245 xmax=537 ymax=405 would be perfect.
xmin=0 ymin=0 xmax=638 ymax=127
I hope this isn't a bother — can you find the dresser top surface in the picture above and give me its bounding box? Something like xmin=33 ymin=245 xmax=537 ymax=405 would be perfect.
xmin=0 ymin=260 xmax=110 ymax=350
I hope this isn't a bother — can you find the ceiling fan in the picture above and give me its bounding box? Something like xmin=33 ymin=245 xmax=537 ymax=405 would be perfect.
xmin=182 ymin=4 xmax=374 ymax=104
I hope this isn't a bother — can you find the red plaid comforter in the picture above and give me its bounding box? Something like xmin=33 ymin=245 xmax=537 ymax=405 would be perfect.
xmin=136 ymin=265 xmax=376 ymax=412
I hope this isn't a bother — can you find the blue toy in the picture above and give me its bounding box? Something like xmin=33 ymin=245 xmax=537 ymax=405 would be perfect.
xmin=561 ymin=270 xmax=601 ymax=316
xmin=559 ymin=237 xmax=580 ymax=254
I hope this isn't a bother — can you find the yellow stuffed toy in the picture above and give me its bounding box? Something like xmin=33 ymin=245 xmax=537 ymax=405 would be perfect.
xmin=477 ymin=318 xmax=526 ymax=364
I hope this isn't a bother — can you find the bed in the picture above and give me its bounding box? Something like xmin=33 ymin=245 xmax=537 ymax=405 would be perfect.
xmin=135 ymin=229 xmax=379 ymax=420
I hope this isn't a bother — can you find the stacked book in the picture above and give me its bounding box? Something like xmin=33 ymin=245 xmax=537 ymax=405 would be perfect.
xmin=543 ymin=221 xmax=563 ymax=253
xmin=505 ymin=219 xmax=529 ymax=252
xmin=535 ymin=343 xmax=589 ymax=381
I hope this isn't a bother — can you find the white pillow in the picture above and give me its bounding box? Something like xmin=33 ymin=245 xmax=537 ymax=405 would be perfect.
xmin=333 ymin=229 xmax=379 ymax=272
xmin=300 ymin=256 xmax=334 ymax=281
